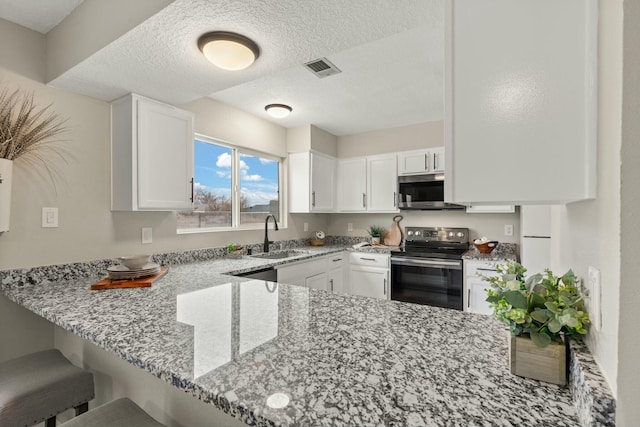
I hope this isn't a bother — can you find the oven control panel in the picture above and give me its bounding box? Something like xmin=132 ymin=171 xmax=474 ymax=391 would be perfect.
xmin=404 ymin=227 xmax=469 ymax=243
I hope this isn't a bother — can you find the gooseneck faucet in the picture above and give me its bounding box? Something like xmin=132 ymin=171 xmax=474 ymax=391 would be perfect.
xmin=264 ymin=214 xmax=279 ymax=252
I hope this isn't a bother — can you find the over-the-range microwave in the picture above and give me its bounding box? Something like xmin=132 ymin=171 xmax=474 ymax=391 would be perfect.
xmin=397 ymin=174 xmax=466 ymax=210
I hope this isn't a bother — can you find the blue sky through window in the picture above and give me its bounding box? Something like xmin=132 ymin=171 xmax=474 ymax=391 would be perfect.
xmin=194 ymin=139 xmax=279 ymax=208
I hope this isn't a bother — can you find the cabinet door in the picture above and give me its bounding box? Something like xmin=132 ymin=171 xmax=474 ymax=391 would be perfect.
xmin=398 ymin=150 xmax=430 ymax=175
xmin=466 ymin=277 xmax=493 ymax=315
xmin=310 ymin=152 xmax=335 ymax=212
xmin=349 ymin=266 xmax=388 ymax=299
xmin=445 ymin=0 xmax=596 ymax=204
xmin=137 ymin=98 xmax=193 ymax=210
xmin=306 ymin=272 xmax=328 ymax=291
xmin=327 ymin=268 xmax=344 ymax=293
xmin=327 ymin=253 xmax=346 ymax=293
xmin=367 ymin=154 xmax=398 ymax=212
xmin=337 ymin=158 xmax=367 ymax=212
xmin=432 ymin=147 xmax=445 ymax=173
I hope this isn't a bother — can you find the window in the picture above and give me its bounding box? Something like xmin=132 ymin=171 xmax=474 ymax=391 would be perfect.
xmin=177 ymin=135 xmax=282 ymax=232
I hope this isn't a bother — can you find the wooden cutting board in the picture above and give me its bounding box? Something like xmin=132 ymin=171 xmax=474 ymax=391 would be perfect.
xmin=90 ymin=267 xmax=168 ymax=290
xmin=384 ymin=215 xmax=403 ymax=247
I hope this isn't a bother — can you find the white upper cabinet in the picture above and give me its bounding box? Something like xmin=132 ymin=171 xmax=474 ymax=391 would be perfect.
xmin=367 ymin=154 xmax=398 ymax=212
xmin=337 ymin=154 xmax=398 ymax=213
xmin=444 ymin=0 xmax=597 ymax=205
xmin=398 ymin=150 xmax=431 ymax=175
xmin=432 ymin=147 xmax=445 ymax=173
xmin=288 ymin=151 xmax=336 ymax=213
xmin=398 ymin=147 xmax=445 ymax=175
xmin=111 ymin=94 xmax=194 ymax=211
xmin=337 ymin=158 xmax=367 ymax=212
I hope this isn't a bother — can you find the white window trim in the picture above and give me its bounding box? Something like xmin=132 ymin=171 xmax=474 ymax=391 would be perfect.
xmin=177 ymin=134 xmax=286 ymax=234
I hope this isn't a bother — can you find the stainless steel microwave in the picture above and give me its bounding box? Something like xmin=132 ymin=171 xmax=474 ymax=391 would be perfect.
xmin=397 ymin=174 xmax=466 ymax=210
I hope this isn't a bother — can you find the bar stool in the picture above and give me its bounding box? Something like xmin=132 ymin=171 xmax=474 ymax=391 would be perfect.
xmin=60 ymin=398 xmax=167 ymax=427
xmin=0 ymin=349 xmax=94 ymax=427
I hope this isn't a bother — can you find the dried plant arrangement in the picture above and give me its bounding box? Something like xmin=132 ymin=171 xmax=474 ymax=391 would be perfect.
xmin=0 ymin=84 xmax=69 ymax=185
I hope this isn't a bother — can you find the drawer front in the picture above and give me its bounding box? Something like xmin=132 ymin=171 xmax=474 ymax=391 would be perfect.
xmin=349 ymin=252 xmax=389 ymax=268
xmin=465 ymin=260 xmax=500 ymax=278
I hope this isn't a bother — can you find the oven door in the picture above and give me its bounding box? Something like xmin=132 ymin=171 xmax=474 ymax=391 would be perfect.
xmin=390 ymin=257 xmax=463 ymax=310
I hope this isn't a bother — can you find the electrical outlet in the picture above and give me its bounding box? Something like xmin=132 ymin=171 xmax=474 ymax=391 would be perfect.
xmin=303 ymin=222 xmax=309 ymax=232
xmin=347 ymin=223 xmax=353 ymax=232
xmin=42 ymin=207 xmax=58 ymax=228
xmin=504 ymin=224 xmax=514 ymax=236
xmin=141 ymin=227 xmax=152 ymax=244
xmin=588 ymin=266 xmax=601 ymax=331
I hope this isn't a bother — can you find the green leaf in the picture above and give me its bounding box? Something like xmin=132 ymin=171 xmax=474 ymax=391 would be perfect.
xmin=530 ymin=330 xmax=552 ymax=348
xmin=504 ymin=290 xmax=527 ymax=309
xmin=530 ymin=292 xmax=546 ymax=309
xmin=545 ymin=302 xmax=559 ymax=313
xmin=548 ymin=319 xmax=562 ymax=333
xmin=530 ymin=310 xmax=549 ymax=323
xmin=562 ymin=269 xmax=577 ymax=286
xmin=525 ymin=273 xmax=542 ymax=291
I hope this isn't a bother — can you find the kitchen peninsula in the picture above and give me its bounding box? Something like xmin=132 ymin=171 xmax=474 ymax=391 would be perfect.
xmin=0 ymin=246 xmax=613 ymax=427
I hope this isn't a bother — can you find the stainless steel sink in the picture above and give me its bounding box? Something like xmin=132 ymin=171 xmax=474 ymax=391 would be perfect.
xmin=250 ymin=250 xmax=309 ymax=260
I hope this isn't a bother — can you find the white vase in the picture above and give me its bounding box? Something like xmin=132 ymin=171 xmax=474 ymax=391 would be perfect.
xmin=0 ymin=158 xmax=12 ymax=232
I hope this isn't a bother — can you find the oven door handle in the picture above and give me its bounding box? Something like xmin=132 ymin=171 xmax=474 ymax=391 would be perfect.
xmin=391 ymin=257 xmax=462 ymax=269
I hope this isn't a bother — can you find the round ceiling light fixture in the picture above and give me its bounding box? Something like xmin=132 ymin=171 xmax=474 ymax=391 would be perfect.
xmin=265 ymin=104 xmax=292 ymax=118
xmin=197 ymin=31 xmax=260 ymax=71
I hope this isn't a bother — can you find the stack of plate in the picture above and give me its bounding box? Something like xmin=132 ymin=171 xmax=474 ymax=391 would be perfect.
xmin=107 ymin=262 xmax=161 ymax=280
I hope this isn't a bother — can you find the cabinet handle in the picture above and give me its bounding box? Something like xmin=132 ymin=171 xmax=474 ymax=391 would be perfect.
xmin=424 ymin=154 xmax=428 ymax=171
xmin=312 ymin=191 xmax=316 ymax=207
xmin=190 ymin=177 xmax=194 ymax=202
xmin=433 ymin=155 xmax=436 ymax=170
xmin=383 ymin=277 xmax=387 ymax=295
xmin=332 ymin=258 xmax=342 ymax=262
xmin=393 ymin=191 xmax=396 ymax=207
xmin=362 ymin=193 xmax=366 ymax=208
xmin=468 ymin=289 xmax=471 ymax=308
xmin=330 ymin=279 xmax=334 ymax=291
xmin=360 ymin=257 xmax=376 ymax=261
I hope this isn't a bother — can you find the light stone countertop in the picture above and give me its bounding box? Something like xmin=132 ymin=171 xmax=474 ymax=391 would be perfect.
xmin=0 ymin=245 xmax=586 ymax=427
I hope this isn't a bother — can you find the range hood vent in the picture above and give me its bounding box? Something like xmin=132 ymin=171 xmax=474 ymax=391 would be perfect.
xmin=304 ymin=57 xmax=341 ymax=78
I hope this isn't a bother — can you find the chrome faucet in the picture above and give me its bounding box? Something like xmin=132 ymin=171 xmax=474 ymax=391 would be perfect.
xmin=263 ymin=214 xmax=279 ymax=252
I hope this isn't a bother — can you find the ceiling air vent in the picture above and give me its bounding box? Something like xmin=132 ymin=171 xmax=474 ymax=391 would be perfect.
xmin=304 ymin=57 xmax=341 ymax=78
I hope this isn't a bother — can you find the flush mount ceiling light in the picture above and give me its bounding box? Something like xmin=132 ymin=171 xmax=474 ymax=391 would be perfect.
xmin=197 ymin=31 xmax=260 ymax=71
xmin=265 ymin=104 xmax=292 ymax=118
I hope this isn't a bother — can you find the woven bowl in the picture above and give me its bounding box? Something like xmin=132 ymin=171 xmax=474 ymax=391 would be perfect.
xmin=310 ymin=239 xmax=325 ymax=246
xmin=474 ymin=241 xmax=498 ymax=254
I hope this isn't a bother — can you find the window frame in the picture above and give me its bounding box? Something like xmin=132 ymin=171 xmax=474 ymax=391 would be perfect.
xmin=177 ymin=133 xmax=286 ymax=234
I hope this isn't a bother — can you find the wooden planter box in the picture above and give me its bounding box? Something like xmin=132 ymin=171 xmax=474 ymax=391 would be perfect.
xmin=509 ymin=335 xmax=567 ymax=385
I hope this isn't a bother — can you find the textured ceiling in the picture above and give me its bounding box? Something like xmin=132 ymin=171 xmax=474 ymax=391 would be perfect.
xmin=0 ymin=0 xmax=84 ymax=33
xmin=45 ymin=0 xmax=443 ymax=136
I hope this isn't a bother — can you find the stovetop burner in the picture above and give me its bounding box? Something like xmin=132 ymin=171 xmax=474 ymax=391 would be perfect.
xmin=392 ymin=227 xmax=470 ymax=260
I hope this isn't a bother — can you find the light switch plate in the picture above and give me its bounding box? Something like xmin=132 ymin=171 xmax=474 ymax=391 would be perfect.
xmin=504 ymin=224 xmax=514 ymax=236
xmin=303 ymin=222 xmax=309 ymax=232
xmin=41 ymin=207 xmax=58 ymax=228
xmin=141 ymin=227 xmax=152 ymax=244
xmin=347 ymin=223 xmax=353 ymax=232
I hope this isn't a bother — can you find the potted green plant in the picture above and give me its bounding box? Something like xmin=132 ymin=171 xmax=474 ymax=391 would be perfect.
xmin=367 ymin=225 xmax=386 ymax=245
xmin=226 ymin=243 xmax=246 ymax=259
xmin=0 ymin=85 xmax=67 ymax=232
xmin=483 ymin=261 xmax=590 ymax=385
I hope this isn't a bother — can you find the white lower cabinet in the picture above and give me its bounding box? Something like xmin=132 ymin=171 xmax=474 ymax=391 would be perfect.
xmin=327 ymin=253 xmax=346 ymax=293
xmin=276 ymin=252 xmax=346 ymax=292
xmin=305 ymin=272 xmax=328 ymax=291
xmin=348 ymin=253 xmax=390 ymax=300
xmin=464 ymin=260 xmax=500 ymax=315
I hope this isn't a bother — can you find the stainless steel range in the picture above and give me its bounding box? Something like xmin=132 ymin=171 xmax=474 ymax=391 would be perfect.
xmin=390 ymin=227 xmax=469 ymax=310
